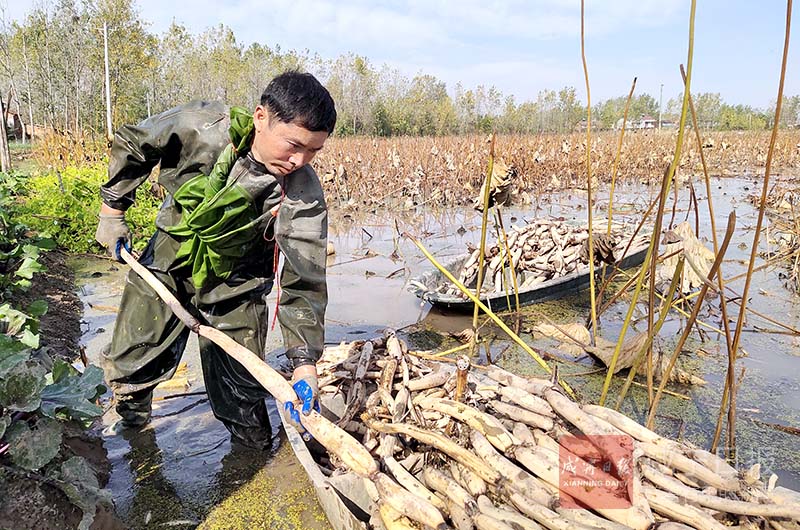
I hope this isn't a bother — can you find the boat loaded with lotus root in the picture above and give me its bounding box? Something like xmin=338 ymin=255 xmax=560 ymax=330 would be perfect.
xmin=409 ymin=217 xmax=650 ymax=312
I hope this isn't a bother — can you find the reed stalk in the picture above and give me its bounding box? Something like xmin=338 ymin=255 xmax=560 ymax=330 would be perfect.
xmin=720 ymin=0 xmax=792 ymax=457
xmin=496 ymin=209 xmax=522 ymax=330
xmin=646 ymin=212 xmax=736 ymax=429
xmin=598 ymin=0 xmax=697 ymax=406
xmin=598 ymin=77 xmax=637 ymax=316
xmin=433 ymin=342 xmax=474 ymax=358
xmin=493 ymin=221 xmax=513 ymax=311
xmin=596 ymin=193 xmax=660 ymax=313
xmin=615 ymin=257 xmax=684 ymax=409
xmin=678 ymin=62 xmax=736 ymax=453
xmin=724 ymin=291 xmax=800 ymax=335
xmin=598 ymin=165 xmax=670 ymax=406
xmin=580 ymin=0 xmax=598 ymax=343
xmin=471 ymin=134 xmax=497 ymax=356
xmin=607 ymin=78 xmax=637 ymax=237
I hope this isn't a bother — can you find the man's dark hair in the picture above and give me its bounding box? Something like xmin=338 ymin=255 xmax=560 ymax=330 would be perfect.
xmin=261 ymin=71 xmax=337 ymax=134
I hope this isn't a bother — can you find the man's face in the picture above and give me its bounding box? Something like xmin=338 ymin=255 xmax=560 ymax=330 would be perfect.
xmin=250 ymin=105 xmax=329 ymax=176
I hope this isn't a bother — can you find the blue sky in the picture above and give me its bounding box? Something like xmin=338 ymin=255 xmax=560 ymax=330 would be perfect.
xmin=4 ymin=0 xmax=798 ymax=108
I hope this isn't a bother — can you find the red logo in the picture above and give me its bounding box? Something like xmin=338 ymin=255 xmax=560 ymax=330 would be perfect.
xmin=558 ymin=435 xmax=634 ymax=509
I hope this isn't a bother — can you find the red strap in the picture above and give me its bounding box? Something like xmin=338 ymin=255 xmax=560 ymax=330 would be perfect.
xmin=268 ymin=189 xmax=286 ymax=331
xmin=270 ymin=243 xmax=281 ymax=330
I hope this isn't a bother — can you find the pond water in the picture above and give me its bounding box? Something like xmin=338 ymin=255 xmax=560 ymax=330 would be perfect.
xmin=76 ymin=174 xmax=800 ymax=528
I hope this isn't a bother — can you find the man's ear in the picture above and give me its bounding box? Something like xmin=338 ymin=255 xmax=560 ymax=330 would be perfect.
xmin=253 ymin=105 xmax=270 ymax=132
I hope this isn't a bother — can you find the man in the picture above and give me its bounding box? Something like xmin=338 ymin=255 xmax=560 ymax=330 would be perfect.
xmin=94 ymin=71 xmax=334 ymax=449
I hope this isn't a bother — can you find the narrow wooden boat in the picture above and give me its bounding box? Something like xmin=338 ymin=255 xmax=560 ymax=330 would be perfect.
xmin=409 ymin=235 xmax=650 ymax=312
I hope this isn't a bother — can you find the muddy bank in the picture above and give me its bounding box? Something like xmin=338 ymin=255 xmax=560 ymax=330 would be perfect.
xmin=16 ymin=250 xmax=84 ymax=362
xmin=0 ymin=421 xmax=123 ymax=530
xmin=0 ymin=250 xmax=123 ymax=530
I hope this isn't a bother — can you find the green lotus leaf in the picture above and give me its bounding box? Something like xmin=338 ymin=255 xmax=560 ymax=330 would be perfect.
xmin=27 ymin=300 xmax=48 ymax=318
xmin=15 ymin=256 xmax=44 ymax=280
xmin=40 ymin=365 xmax=106 ymax=420
xmin=6 ymin=417 xmax=63 ymax=470
xmin=0 ymin=361 xmax=47 ymax=412
xmin=0 ymin=335 xmax=30 ymax=377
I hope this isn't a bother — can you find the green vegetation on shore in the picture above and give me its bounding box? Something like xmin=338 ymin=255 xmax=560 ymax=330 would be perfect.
xmin=0 ymin=170 xmax=111 ymax=529
xmin=14 ymin=165 xmax=159 ymax=254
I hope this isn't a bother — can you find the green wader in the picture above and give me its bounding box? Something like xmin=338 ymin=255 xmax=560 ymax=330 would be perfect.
xmin=99 ymin=101 xmax=329 ymax=449
xmin=103 ymin=228 xmax=276 ymax=447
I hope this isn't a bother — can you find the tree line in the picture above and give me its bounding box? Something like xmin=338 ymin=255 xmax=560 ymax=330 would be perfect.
xmin=1 ymin=0 xmax=798 ymax=141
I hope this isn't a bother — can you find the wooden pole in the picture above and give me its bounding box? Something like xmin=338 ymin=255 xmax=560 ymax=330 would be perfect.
xmin=103 ymin=22 xmax=113 ymax=142
xmin=22 ymin=34 xmax=35 ymax=143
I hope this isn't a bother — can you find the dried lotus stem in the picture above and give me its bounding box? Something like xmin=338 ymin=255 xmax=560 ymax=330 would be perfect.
xmin=490 ymin=400 xmax=555 ymax=431
xmin=378 ymin=501 xmax=417 ymax=530
xmin=374 ymin=472 xmax=448 ymax=530
xmin=423 ymin=467 xmax=478 ymax=515
xmin=477 ymin=495 xmax=541 ymax=530
xmin=363 ymin=415 xmax=502 ymax=484
xmin=469 ymin=431 xmax=554 ymax=507
xmin=454 ymin=355 xmax=470 ymax=402
xmin=642 ymin=486 xmax=728 ymax=530
xmin=418 ymin=398 xmax=520 ymax=452
xmin=450 ymin=460 xmax=487 ymax=498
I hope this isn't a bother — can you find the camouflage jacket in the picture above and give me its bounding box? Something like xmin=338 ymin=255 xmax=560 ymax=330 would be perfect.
xmin=100 ymin=100 xmax=328 ymax=367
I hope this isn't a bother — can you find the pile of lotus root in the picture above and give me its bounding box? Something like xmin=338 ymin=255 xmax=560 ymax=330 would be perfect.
xmin=315 ymin=332 xmax=800 ymax=530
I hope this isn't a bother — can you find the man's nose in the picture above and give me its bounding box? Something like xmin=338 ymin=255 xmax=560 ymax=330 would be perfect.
xmin=289 ymin=151 xmax=312 ymax=169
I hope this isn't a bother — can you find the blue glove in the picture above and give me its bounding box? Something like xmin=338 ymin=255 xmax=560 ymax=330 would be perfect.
xmin=115 ymin=239 xmax=132 ymax=262
xmin=284 ymin=377 xmax=320 ymax=441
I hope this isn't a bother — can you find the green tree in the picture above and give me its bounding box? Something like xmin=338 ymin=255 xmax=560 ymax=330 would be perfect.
xmin=558 ymin=86 xmax=583 ymax=131
xmin=326 ymin=54 xmax=376 ymax=135
xmin=692 ymin=92 xmax=723 ymax=129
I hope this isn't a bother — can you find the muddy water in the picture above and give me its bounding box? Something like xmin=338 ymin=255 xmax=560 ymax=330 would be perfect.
xmin=75 ymin=261 xmax=331 ymax=529
xmin=76 ymin=174 xmax=799 ymax=528
xmin=329 ymin=174 xmax=800 ymax=489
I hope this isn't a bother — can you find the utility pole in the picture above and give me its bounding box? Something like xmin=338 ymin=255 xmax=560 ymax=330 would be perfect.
xmin=0 ymin=97 xmax=11 ymax=172
xmin=103 ymin=21 xmax=113 ymax=142
xmin=658 ymin=83 xmax=664 ymax=130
